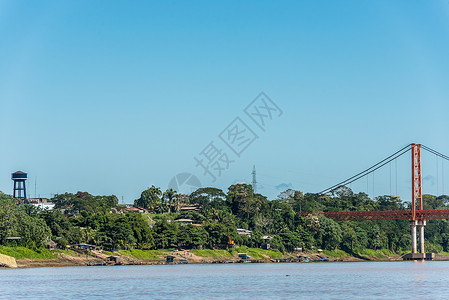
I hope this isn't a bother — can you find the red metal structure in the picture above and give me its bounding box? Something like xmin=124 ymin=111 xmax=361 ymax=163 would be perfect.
xmin=411 ymin=143 xmax=422 ymax=220
xmin=312 ymin=143 xmax=448 ymax=222
xmin=301 ymin=209 xmax=449 ymax=222
xmin=309 ymin=143 xmax=449 ymax=256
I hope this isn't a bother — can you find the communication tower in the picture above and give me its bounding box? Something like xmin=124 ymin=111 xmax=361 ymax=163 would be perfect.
xmin=252 ymin=165 xmax=257 ymax=193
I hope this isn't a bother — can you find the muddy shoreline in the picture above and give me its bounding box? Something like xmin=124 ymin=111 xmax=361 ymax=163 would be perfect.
xmin=12 ymin=250 xmax=449 ymax=269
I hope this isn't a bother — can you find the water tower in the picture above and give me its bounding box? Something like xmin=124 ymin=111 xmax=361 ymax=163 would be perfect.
xmin=12 ymin=171 xmax=28 ymax=199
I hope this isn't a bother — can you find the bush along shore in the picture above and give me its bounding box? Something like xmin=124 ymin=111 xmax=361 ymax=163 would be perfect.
xmin=1 ymin=185 xmax=449 ymax=267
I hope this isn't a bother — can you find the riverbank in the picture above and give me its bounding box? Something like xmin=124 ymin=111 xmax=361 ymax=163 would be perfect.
xmin=13 ymin=252 xmax=357 ymax=268
xmin=3 ymin=246 xmax=449 ymax=268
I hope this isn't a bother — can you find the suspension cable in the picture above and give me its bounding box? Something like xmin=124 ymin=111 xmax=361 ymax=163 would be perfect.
xmin=388 ymin=163 xmax=393 ymax=196
xmin=437 ymin=155 xmax=439 ymax=196
xmin=443 ymin=157 xmax=445 ymax=196
xmin=421 ymin=145 xmax=449 ymax=161
xmin=395 ymin=159 xmax=398 ymax=196
xmin=422 ymin=144 xmax=449 ymax=196
xmin=320 ymin=144 xmax=411 ymax=194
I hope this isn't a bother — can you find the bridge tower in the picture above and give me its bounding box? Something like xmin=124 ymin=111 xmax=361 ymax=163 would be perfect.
xmin=410 ymin=144 xmax=425 ymax=254
xmin=12 ymin=171 xmax=28 ymax=200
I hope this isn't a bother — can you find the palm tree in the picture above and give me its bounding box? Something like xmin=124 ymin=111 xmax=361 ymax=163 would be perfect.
xmin=163 ymin=189 xmax=178 ymax=213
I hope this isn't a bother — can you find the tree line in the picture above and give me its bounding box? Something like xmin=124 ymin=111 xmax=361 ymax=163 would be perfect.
xmin=1 ymin=185 xmax=449 ymax=254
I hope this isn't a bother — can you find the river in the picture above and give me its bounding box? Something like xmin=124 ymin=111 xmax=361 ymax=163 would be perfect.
xmin=1 ymin=261 xmax=449 ymax=299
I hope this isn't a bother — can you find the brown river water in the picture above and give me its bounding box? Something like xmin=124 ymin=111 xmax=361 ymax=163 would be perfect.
xmin=1 ymin=261 xmax=449 ymax=299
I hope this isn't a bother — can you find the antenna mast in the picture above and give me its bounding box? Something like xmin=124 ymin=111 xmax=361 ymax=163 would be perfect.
xmin=252 ymin=165 xmax=257 ymax=193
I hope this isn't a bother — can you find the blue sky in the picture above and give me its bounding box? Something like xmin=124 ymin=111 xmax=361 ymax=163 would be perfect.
xmin=1 ymin=1 xmax=448 ymax=203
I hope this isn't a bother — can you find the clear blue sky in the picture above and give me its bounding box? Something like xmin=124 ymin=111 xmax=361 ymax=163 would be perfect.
xmin=1 ymin=0 xmax=448 ymax=203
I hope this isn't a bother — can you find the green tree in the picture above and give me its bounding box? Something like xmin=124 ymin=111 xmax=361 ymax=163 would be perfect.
xmin=190 ymin=187 xmax=226 ymax=211
xmin=369 ymin=224 xmax=383 ymax=250
xmin=52 ymin=192 xmax=118 ymax=216
xmin=134 ymin=186 xmax=162 ymax=212
xmin=204 ymin=222 xmax=230 ymax=248
xmin=277 ymin=189 xmax=304 ymax=212
xmin=153 ymin=216 xmax=179 ymax=249
xmin=125 ymin=213 xmax=155 ymax=249
xmin=99 ymin=215 xmax=135 ymax=250
xmin=317 ymin=216 xmax=342 ymax=250
xmin=227 ymin=184 xmax=264 ymax=220
xmin=163 ymin=189 xmax=178 ymax=213
xmin=277 ymin=229 xmax=302 ymax=251
xmin=178 ymin=225 xmax=209 ymax=249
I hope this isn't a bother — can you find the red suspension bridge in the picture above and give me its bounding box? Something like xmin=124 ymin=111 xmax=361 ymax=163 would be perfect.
xmin=302 ymin=143 xmax=449 ymax=259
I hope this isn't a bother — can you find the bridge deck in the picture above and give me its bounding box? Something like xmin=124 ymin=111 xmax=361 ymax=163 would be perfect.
xmin=300 ymin=209 xmax=449 ymax=221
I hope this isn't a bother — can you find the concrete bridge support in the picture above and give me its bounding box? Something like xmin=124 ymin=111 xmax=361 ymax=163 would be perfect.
xmin=418 ymin=220 xmax=426 ymax=254
xmin=410 ymin=220 xmax=417 ymax=253
xmin=409 ymin=220 xmax=426 ymax=257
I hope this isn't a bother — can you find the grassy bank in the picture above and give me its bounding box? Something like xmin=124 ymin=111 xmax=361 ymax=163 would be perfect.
xmin=0 ymin=246 xmax=55 ymax=259
xmin=322 ymin=249 xmax=351 ymax=258
xmin=118 ymin=249 xmax=168 ymax=261
xmin=0 ymin=245 xmax=425 ymax=263
xmin=191 ymin=247 xmax=283 ymax=260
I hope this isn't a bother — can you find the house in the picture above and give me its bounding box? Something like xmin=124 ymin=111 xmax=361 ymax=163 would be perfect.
xmin=175 ymin=219 xmax=194 ymax=225
xmin=261 ymin=235 xmax=273 ymax=250
xmin=237 ymin=228 xmax=252 ymax=237
xmin=126 ymin=206 xmax=148 ymax=213
xmin=28 ymin=198 xmax=55 ymax=210
xmin=238 ymin=253 xmax=251 ymax=260
xmin=46 ymin=240 xmax=57 ymax=250
xmin=107 ymin=256 xmax=122 ymax=265
xmin=180 ymin=205 xmax=201 ymax=212
xmin=175 ymin=219 xmax=203 ymax=226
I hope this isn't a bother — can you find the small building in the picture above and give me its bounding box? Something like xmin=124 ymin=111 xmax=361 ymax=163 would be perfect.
xmin=261 ymin=235 xmax=273 ymax=250
xmin=180 ymin=205 xmax=201 ymax=212
xmin=166 ymin=255 xmax=176 ymax=263
xmin=261 ymin=243 xmax=270 ymax=250
xmin=237 ymin=229 xmax=252 ymax=237
xmin=238 ymin=253 xmax=250 ymax=260
xmin=28 ymin=198 xmax=55 ymax=210
xmin=175 ymin=219 xmax=194 ymax=225
xmin=126 ymin=206 xmax=148 ymax=213
xmin=299 ymin=255 xmax=310 ymax=262
xmin=47 ymin=240 xmax=57 ymax=250
xmin=27 ymin=198 xmax=49 ymax=204
xmin=107 ymin=256 xmax=122 ymax=264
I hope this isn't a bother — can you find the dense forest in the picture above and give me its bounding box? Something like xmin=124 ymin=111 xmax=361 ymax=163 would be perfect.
xmin=1 ymin=185 xmax=449 ymax=255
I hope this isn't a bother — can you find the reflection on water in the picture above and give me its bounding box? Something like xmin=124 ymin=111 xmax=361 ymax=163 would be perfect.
xmin=1 ymin=261 xmax=449 ymax=299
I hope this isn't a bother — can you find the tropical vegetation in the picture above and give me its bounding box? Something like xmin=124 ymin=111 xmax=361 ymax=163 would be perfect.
xmin=1 ymin=185 xmax=449 ymax=257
